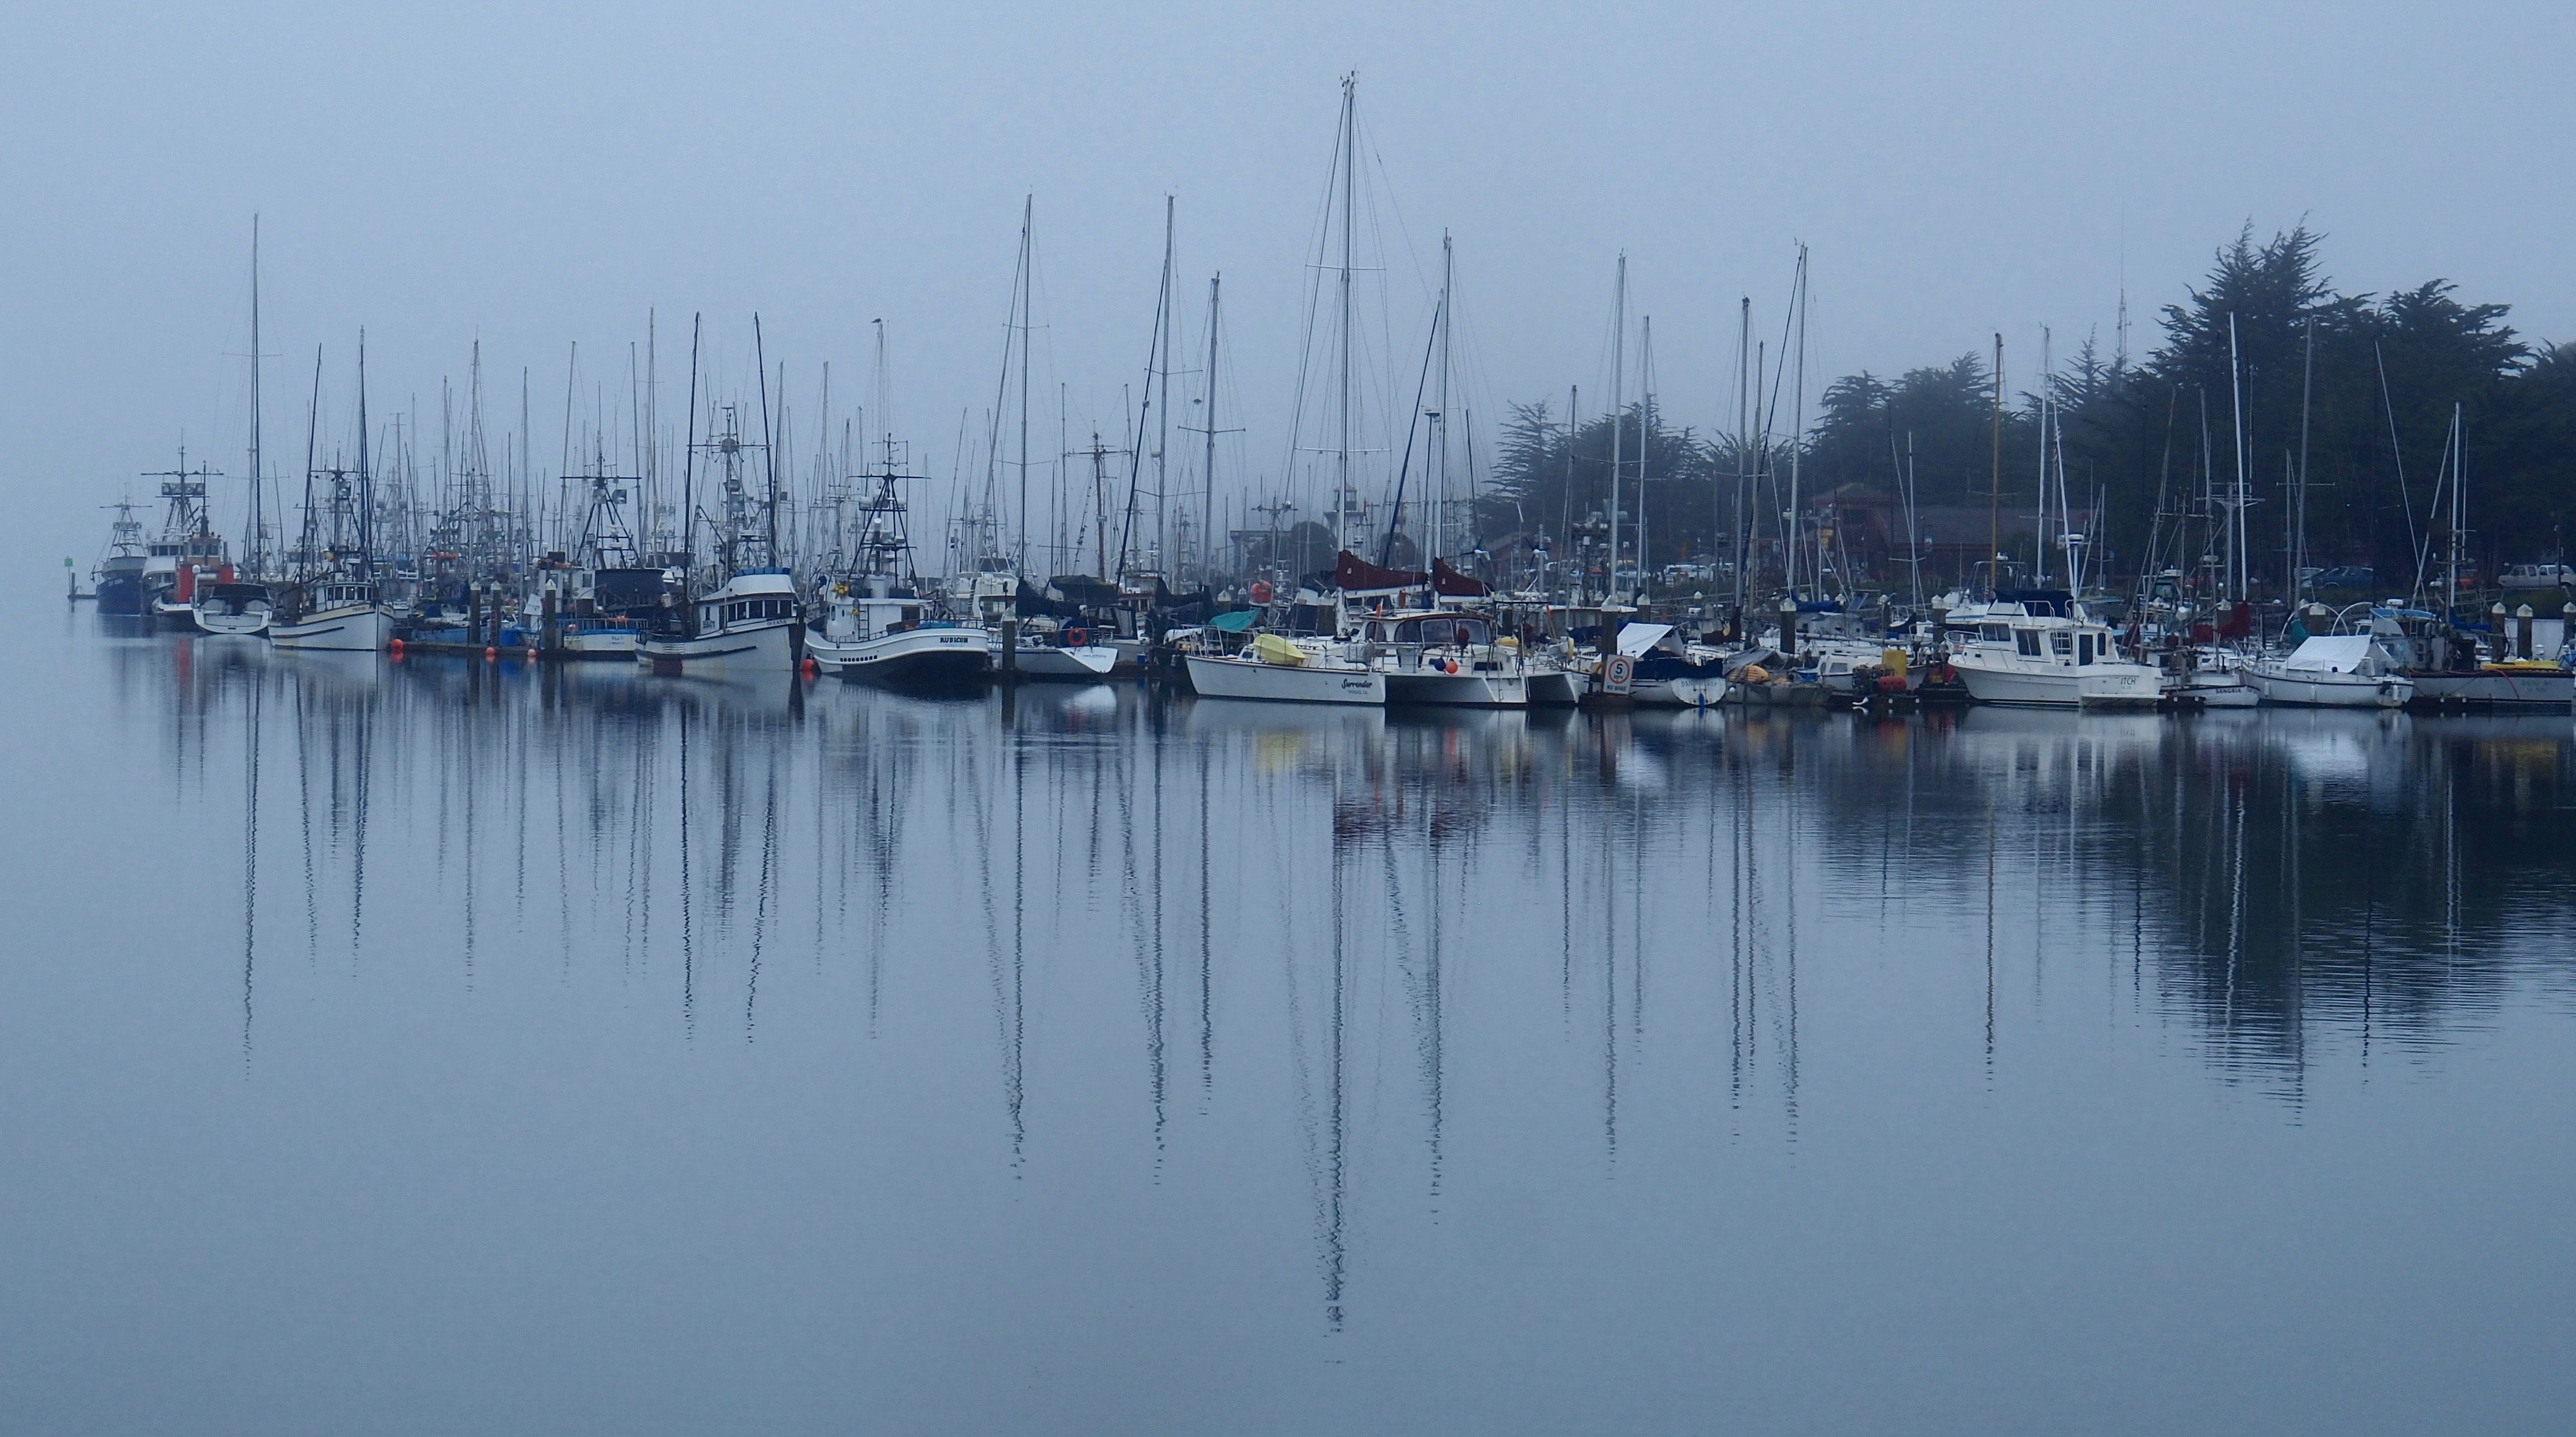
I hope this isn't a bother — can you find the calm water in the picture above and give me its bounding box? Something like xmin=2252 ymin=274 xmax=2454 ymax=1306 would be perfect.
xmin=6 ymin=609 xmax=2575 ymax=1434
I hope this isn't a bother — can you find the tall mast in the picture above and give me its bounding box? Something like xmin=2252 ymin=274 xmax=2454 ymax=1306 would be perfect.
xmin=2295 ymin=316 xmax=2315 ymax=599
xmin=247 ymin=215 xmax=264 ymax=574
xmin=1435 ymin=234 xmax=1452 ymax=564
xmin=1335 ymin=74 xmax=1355 ymax=556
xmin=756 ymin=314 xmax=778 ymax=567
xmin=1988 ymin=333 xmax=2003 ymax=598
xmin=1637 ymin=314 xmax=1652 ymax=603
xmin=1608 ymin=254 xmax=1625 ymax=605
xmin=2227 ymin=312 xmax=2249 ymax=606
xmin=357 ymin=330 xmax=372 ymax=564
xmin=1786 ymin=245 xmax=1808 ymax=598
xmin=1156 ymin=194 xmax=1176 ymax=572
xmin=1201 ymin=272 xmax=1222 ymax=582
xmin=681 ymin=313 xmax=701 ymax=571
xmin=1733 ymin=296 xmax=1750 ymax=614
xmin=1018 ymin=196 xmax=1034 ymax=574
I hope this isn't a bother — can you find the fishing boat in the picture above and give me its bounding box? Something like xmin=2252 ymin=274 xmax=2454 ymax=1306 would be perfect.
xmin=2243 ymin=635 xmax=2413 ymax=708
xmin=91 ymin=501 xmax=150 ymax=616
xmin=194 ymin=218 xmax=280 ymax=640
xmin=640 ymin=569 xmax=803 ymax=675
xmin=638 ymin=344 xmax=807 ymax=675
xmin=272 ymin=575 xmax=391 ymax=651
xmin=1185 ymin=632 xmax=1386 ymax=704
xmin=1946 ymin=601 xmax=2162 ymax=708
xmin=807 ymin=449 xmax=989 ymax=688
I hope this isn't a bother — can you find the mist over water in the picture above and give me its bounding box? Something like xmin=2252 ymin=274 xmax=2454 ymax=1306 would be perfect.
xmin=5 ymin=613 xmax=2574 ymax=1433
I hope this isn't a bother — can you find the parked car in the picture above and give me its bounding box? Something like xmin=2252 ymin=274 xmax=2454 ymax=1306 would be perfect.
xmin=2499 ymin=561 xmax=2575 ymax=591
xmin=2307 ymin=565 xmax=2376 ymax=592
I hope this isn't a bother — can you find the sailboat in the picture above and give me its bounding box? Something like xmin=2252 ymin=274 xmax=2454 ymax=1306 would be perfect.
xmin=194 ymin=219 xmax=278 ymax=637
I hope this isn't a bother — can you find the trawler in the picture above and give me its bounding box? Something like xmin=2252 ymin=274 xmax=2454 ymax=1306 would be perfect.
xmin=807 ymin=453 xmax=989 ymax=687
xmin=639 ymin=396 xmax=803 ymax=676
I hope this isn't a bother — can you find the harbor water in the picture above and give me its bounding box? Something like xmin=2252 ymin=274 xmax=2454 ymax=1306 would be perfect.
xmin=5 ymin=609 xmax=2574 ymax=1434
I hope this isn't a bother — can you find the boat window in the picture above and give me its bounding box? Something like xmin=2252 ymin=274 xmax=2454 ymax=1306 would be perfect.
xmin=2078 ymin=634 xmax=2095 ymax=665
xmin=2015 ymin=630 xmax=2042 ymax=658
xmin=1981 ymin=624 xmax=2011 ymax=643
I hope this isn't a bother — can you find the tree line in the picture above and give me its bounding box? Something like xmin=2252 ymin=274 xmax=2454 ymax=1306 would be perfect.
xmin=1481 ymin=223 xmax=2575 ymax=596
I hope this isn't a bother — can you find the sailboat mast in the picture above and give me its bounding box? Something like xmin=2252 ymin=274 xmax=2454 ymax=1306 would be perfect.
xmin=2227 ymin=313 xmax=2249 ymax=607
xmin=1156 ymin=195 xmax=1176 ymax=572
xmin=1201 ymin=273 xmax=1222 ymax=583
xmin=1988 ymin=333 xmax=2003 ymax=598
xmin=681 ymin=313 xmax=701 ymax=571
xmin=1335 ymin=74 xmax=1355 ymax=556
xmin=1435 ymin=235 xmax=1452 ymax=564
xmin=1608 ymin=254 xmax=1625 ymax=605
xmin=1786 ymin=246 xmax=1808 ymax=598
xmin=1733 ymin=297 xmax=1750 ymax=614
xmin=1017 ymin=196 xmax=1033 ymax=575
xmin=357 ymin=330 xmax=372 ymax=564
xmin=247 ymin=215 xmax=264 ymax=575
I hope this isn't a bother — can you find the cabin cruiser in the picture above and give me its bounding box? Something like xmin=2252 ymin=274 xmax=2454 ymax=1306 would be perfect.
xmin=1355 ymin=611 xmax=1531 ymax=707
xmin=1946 ymin=600 xmax=2161 ymax=708
xmin=2243 ymin=634 xmax=2413 ymax=708
xmin=639 ymin=569 xmax=803 ymax=675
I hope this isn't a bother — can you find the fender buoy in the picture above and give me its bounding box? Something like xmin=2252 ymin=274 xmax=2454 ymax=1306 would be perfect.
xmin=484 ymin=645 xmax=498 ymax=661
xmin=525 ymin=647 xmax=539 ymax=661
xmin=387 ymin=638 xmax=405 ymax=655
xmin=1250 ymin=580 xmax=1274 ymax=605
xmin=801 ymin=657 xmax=818 ymax=677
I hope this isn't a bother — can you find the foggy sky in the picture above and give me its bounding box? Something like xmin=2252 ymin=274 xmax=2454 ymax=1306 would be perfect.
xmin=7 ymin=1 xmax=2570 ymax=576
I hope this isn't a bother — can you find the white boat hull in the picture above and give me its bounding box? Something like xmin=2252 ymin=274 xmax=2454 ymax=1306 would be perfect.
xmin=1951 ymin=655 xmax=2162 ymax=708
xmin=1185 ymin=653 xmax=1385 ymax=705
xmin=272 ymin=605 xmax=391 ymax=651
xmin=1648 ymin=675 xmax=1732 ymax=709
xmin=191 ymin=604 xmax=274 ymax=637
xmin=1525 ymin=665 xmax=1581 ymax=706
xmin=639 ymin=618 xmax=800 ymax=675
xmin=2246 ymin=668 xmax=2413 ymax=708
xmin=811 ymin=625 xmax=990 ymax=686
xmin=2404 ymin=669 xmax=2574 ymax=709
xmin=1001 ymin=643 xmax=1118 ymax=680
xmin=561 ymin=626 xmax=640 ymax=656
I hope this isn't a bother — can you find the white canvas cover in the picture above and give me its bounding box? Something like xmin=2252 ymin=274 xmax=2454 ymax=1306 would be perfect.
xmin=1616 ymin=622 xmax=1675 ymax=657
xmin=2279 ymin=634 xmax=2374 ymax=673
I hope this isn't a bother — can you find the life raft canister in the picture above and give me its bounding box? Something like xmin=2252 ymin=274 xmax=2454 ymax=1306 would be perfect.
xmin=1249 ymin=580 xmax=1274 ymax=604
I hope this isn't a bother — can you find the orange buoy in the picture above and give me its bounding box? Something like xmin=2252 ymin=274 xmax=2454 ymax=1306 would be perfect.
xmin=388 ymin=638 xmax=405 ymax=655
xmin=525 ymin=647 xmax=539 ymax=661
xmin=801 ymin=657 xmax=818 ymax=677
xmin=484 ymin=645 xmax=498 ymax=661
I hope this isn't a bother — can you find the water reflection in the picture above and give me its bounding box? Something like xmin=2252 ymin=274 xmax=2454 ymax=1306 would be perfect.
xmin=93 ymin=633 xmax=2576 ymax=1326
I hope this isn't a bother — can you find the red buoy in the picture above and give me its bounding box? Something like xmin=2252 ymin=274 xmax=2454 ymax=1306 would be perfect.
xmin=484 ymin=645 xmax=498 ymax=661
xmin=801 ymin=657 xmax=818 ymax=677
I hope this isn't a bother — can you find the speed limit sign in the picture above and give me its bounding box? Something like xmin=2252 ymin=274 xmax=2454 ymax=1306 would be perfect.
xmin=1603 ymin=653 xmax=1636 ymax=694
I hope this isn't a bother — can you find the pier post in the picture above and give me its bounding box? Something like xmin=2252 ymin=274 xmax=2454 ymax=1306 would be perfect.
xmin=542 ymin=583 xmax=560 ymax=656
xmin=2491 ymin=601 xmax=2509 ymax=662
xmin=466 ymin=583 xmax=482 ymax=650
xmin=2516 ymin=604 xmax=2535 ymax=659
xmin=999 ymin=616 xmax=1019 ymax=684
xmin=1778 ymin=595 xmax=1799 ymax=659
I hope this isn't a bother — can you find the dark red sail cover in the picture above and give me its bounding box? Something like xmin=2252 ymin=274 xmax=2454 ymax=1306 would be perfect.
xmin=1431 ymin=558 xmax=1490 ymax=598
xmin=1333 ymin=550 xmax=1427 ymax=595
